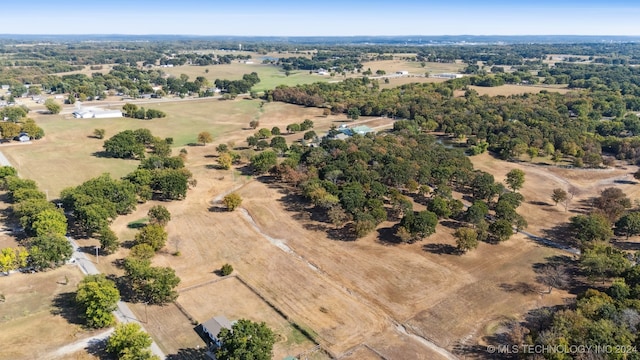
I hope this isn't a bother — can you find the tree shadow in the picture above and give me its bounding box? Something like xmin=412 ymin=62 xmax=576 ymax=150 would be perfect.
xmin=85 ymin=336 xmax=112 ymax=360
xmin=376 ymin=224 xmax=403 ymax=244
xmin=165 ymin=347 xmax=209 ymax=360
xmin=540 ymin=223 xmax=577 ymax=248
xmin=498 ymin=282 xmax=541 ymax=295
xmin=440 ymin=220 xmax=463 ymax=230
xmin=422 ymin=243 xmax=459 ymax=255
xmin=127 ymin=222 xmax=147 ymax=229
xmin=327 ymin=226 xmax=357 ymax=241
xmin=208 ymin=205 xmax=229 ymax=213
xmin=613 ymin=239 xmax=640 ymax=251
xmin=91 ymin=151 xmax=111 ymax=158
xmin=529 ymin=200 xmax=551 ymax=206
xmin=532 ymin=255 xmax=587 ymax=295
xmin=51 ymin=292 xmax=84 ymax=325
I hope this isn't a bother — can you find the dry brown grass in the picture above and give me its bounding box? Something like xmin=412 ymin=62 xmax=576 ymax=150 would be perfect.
xmin=362 ymin=59 xmax=464 ymax=75
xmin=0 ymin=266 xmax=102 ymax=360
xmin=465 ymin=84 xmax=571 ymax=97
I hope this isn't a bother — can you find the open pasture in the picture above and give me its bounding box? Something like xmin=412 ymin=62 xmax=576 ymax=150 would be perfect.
xmin=0 ymin=266 xmax=101 ymax=360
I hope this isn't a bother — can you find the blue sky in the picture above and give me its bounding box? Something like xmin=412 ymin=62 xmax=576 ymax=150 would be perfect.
xmin=3 ymin=0 xmax=639 ymax=36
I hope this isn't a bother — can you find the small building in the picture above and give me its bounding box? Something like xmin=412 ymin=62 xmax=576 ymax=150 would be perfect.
xmin=431 ymin=73 xmax=464 ymax=79
xmin=396 ymin=71 xmax=409 ymax=75
xmin=73 ymin=107 xmax=123 ymax=119
xmin=16 ymin=133 xmax=30 ymax=142
xmin=202 ymin=316 xmax=233 ymax=348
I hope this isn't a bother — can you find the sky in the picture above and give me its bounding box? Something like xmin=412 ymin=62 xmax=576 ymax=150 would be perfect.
xmin=2 ymin=0 xmax=639 ymax=36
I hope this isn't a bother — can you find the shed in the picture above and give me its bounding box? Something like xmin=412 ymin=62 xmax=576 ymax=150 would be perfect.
xmin=17 ymin=133 xmax=30 ymax=142
xmin=202 ymin=316 xmax=232 ymax=347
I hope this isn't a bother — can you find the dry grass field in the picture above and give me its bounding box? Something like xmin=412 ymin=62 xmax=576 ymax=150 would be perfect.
xmin=0 ymin=266 xmax=101 ymax=360
xmin=361 ymin=59 xmax=464 ymax=75
xmin=466 ymin=84 xmax=571 ymax=96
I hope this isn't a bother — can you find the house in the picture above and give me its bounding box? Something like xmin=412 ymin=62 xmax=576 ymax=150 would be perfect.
xmin=202 ymin=315 xmax=233 ymax=348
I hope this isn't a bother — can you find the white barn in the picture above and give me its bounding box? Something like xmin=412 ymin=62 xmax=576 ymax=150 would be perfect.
xmin=73 ymin=107 xmax=122 ymax=119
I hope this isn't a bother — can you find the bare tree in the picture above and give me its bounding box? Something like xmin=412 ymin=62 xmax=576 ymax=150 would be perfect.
xmin=537 ymin=263 xmax=569 ymax=294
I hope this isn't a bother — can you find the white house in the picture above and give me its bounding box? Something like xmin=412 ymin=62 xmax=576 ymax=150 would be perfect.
xmin=202 ymin=316 xmax=232 ymax=348
xmin=73 ymin=107 xmax=122 ymax=119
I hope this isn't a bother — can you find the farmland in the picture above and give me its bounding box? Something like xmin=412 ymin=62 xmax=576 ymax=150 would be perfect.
xmin=4 ymin=39 xmax=640 ymax=360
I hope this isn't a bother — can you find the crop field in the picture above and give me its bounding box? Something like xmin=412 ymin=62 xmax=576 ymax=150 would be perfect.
xmin=0 ymin=266 xmax=101 ymax=360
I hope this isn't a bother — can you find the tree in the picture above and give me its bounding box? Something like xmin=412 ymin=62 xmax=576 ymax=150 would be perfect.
xmin=76 ymin=274 xmax=120 ymax=328
xmin=271 ymin=127 xmax=281 ymax=136
xmin=28 ymin=233 xmax=73 ymax=270
xmin=286 ymin=123 xmax=300 ymax=133
xmin=537 ymin=263 xmax=569 ymax=294
xmin=197 ymin=131 xmax=213 ymax=146
xmin=107 ymin=323 xmax=158 ymax=360
xmin=580 ymin=243 xmax=630 ymax=283
xmin=152 ymin=168 xmax=189 ymax=200
xmin=570 ymin=213 xmax=613 ymax=244
xmin=551 ymin=188 xmax=568 ymax=206
xmin=249 ymin=120 xmax=260 ymax=129
xmin=427 ymin=196 xmax=451 ymax=219
xmin=130 ymin=244 xmax=155 ymax=260
xmin=98 ymin=227 xmax=119 ymax=254
xmin=0 ymin=247 xmax=28 ymax=274
xmin=303 ymin=131 xmax=317 ymax=141
xmin=505 ymin=169 xmax=525 ymax=192
xmin=593 ymin=187 xmax=631 ymax=223
xmin=223 ymin=193 xmax=242 ymax=211
xmin=148 ymin=205 xmax=171 ymax=226
xmin=216 ymin=319 xmax=276 ymax=360
xmin=465 ymin=201 xmax=489 ymax=225
xmin=122 ymin=103 xmax=139 ymax=117
xmin=489 ymin=219 xmax=514 ymax=242
xmin=123 ymin=258 xmax=180 ymax=304
xmin=134 ymin=224 xmax=168 ymax=251
xmin=327 ymin=205 xmax=349 ymax=228
xmin=220 ymin=263 xmax=233 ymax=276
xmin=250 ymin=151 xmax=277 ymax=174
xmin=218 ymin=152 xmax=233 ymax=170
xmin=300 ymin=119 xmax=314 ymax=131
xmin=347 ymin=107 xmax=361 ymax=120
xmin=31 ymin=209 xmax=67 ymax=237
xmin=454 ymin=227 xmax=479 ymax=253
xmin=615 ymin=212 xmax=640 ymax=239
xmin=93 ymin=128 xmax=106 ymax=139
xmin=103 ymin=130 xmax=145 ymax=159
xmin=44 ymin=98 xmax=61 ymax=114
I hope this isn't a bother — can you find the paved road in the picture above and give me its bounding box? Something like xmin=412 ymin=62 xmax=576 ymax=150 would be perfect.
xmin=69 ymin=238 xmax=166 ymax=359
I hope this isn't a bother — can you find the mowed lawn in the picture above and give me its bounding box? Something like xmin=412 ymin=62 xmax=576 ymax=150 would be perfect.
xmin=2 ymin=98 xmax=262 ymax=198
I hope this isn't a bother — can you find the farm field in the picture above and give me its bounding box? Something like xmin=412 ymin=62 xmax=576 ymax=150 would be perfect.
xmin=0 ymin=266 xmax=101 ymax=360
xmin=361 ymin=59 xmax=464 ymax=75
xmin=467 ymin=84 xmax=571 ymax=96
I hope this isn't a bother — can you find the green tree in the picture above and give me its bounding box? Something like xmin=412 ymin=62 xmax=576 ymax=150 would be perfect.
xmin=286 ymin=123 xmax=300 ymax=133
xmin=44 ymin=99 xmax=62 ymax=114
xmin=269 ymin=136 xmax=288 ymax=154
xmin=93 ymin=128 xmax=106 ymax=139
xmin=103 ymin=130 xmax=145 ymax=159
xmin=505 ymin=169 xmax=525 ymax=192
xmin=551 ymin=188 xmax=568 ymax=206
xmin=0 ymin=247 xmax=28 ymax=274
xmin=615 ymin=212 xmax=640 ymax=239
xmin=122 ymin=103 xmax=139 ymax=117
xmin=250 ymin=151 xmax=277 ymax=174
xmin=147 ymin=205 xmax=171 ymax=226
xmin=271 ymin=126 xmax=281 ymax=135
xmin=31 ymin=209 xmax=67 ymax=237
xmin=98 ymin=227 xmax=119 ymax=254
xmin=130 ymin=244 xmax=155 ymax=260
xmin=106 ymin=323 xmax=158 ymax=360
xmin=197 ymin=131 xmax=213 ymax=146
xmin=152 ymin=168 xmax=189 ymax=200
xmin=223 ymin=193 xmax=242 ymax=211
xmin=256 ymin=128 xmax=272 ymax=139
xmin=218 ymin=152 xmax=233 ymax=170
xmin=303 ymin=131 xmax=317 ymax=141
xmin=580 ymin=244 xmax=631 ymax=283
xmin=76 ymin=274 xmax=120 ymax=328
xmin=489 ymin=219 xmax=514 ymax=242
xmin=454 ymin=227 xmax=479 ymax=253
xmin=134 ymin=224 xmax=167 ymax=252
xmin=300 ymin=119 xmax=314 ymax=131
xmin=216 ymin=319 xmax=276 ymax=360
xmin=571 ymin=213 xmax=613 ymax=244
xmin=28 ymin=233 xmax=73 ymax=270
xmin=220 ymin=263 xmax=234 ymax=276
xmin=593 ymin=187 xmax=631 ymax=223
xmin=427 ymin=196 xmax=451 ymax=219
xmin=347 ymin=107 xmax=361 ymax=120
xmin=465 ymin=201 xmax=489 ymax=225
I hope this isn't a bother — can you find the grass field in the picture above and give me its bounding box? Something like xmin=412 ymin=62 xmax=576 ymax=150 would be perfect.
xmin=161 ymin=63 xmax=329 ymax=92
xmin=361 ymin=59 xmax=464 ymax=76
xmin=0 ymin=266 xmax=101 ymax=360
